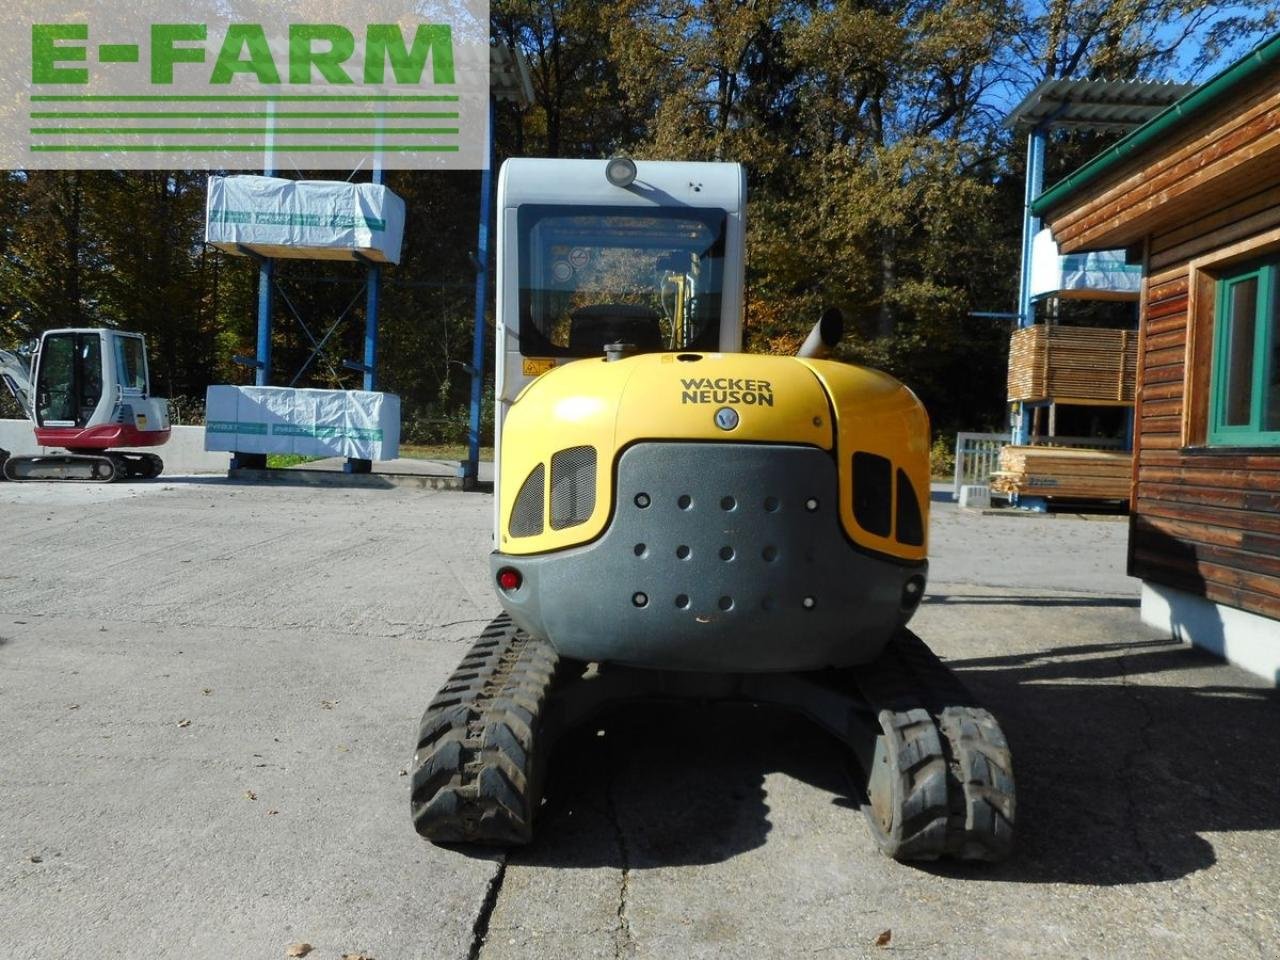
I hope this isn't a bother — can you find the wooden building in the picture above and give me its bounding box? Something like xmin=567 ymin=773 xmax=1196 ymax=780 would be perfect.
xmin=1033 ymin=34 xmax=1280 ymax=682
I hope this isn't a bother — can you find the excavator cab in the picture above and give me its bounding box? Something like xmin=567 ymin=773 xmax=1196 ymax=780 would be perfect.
xmin=2 ymin=328 xmax=170 ymax=482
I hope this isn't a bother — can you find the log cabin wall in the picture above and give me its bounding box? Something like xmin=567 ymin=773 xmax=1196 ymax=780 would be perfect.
xmin=1038 ymin=60 xmax=1280 ymax=622
xmin=1131 ymin=198 xmax=1280 ymax=621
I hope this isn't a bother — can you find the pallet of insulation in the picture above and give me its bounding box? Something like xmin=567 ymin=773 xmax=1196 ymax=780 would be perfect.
xmin=1007 ymin=325 xmax=1137 ymax=405
xmin=991 ymin=445 xmax=1133 ymax=500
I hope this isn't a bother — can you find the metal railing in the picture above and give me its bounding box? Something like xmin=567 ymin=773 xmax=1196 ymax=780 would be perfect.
xmin=953 ymin=432 xmax=1128 ymax=499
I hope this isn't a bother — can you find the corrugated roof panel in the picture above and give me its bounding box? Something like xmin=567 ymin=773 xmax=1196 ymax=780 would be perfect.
xmin=1005 ymin=78 xmax=1196 ymax=131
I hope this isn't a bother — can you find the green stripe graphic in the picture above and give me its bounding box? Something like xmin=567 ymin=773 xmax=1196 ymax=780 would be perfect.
xmin=208 ymin=210 xmax=388 ymax=230
xmin=32 ymin=127 xmax=460 ymax=136
xmin=98 ymin=44 xmax=139 ymax=63
xmin=208 ymin=422 xmax=384 ymax=441
xmin=31 ymin=112 xmax=459 ymax=120
xmin=30 ymin=144 xmax=461 ymax=153
xmin=207 ymin=421 xmax=268 ymax=436
xmin=30 ymin=94 xmax=460 ymax=102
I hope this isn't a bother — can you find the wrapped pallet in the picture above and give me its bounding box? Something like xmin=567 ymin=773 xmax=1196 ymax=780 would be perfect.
xmin=206 ymin=175 xmax=406 ymax=264
xmin=204 ymin=386 xmax=401 ymax=462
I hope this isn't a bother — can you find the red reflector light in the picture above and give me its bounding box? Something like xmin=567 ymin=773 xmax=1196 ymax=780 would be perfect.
xmin=497 ymin=568 xmax=522 ymax=592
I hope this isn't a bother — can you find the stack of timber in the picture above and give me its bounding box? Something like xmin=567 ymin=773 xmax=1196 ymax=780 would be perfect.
xmin=991 ymin=446 xmax=1133 ymax=501
xmin=1007 ymin=325 xmax=1137 ymax=405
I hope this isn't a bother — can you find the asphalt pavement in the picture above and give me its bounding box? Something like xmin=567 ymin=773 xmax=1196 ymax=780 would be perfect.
xmin=1 ymin=477 xmax=1276 ymax=959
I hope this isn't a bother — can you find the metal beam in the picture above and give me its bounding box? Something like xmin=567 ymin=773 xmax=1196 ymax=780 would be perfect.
xmin=1014 ymin=127 xmax=1046 ymax=446
xmin=463 ymin=103 xmax=495 ymax=487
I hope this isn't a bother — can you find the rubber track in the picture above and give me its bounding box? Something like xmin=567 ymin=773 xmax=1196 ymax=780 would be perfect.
xmin=855 ymin=631 xmax=1015 ymax=862
xmin=864 ymin=706 xmax=950 ymax=860
xmin=938 ymin=707 xmax=1016 ymax=860
xmin=410 ymin=614 xmax=559 ymax=845
xmin=890 ymin=631 xmax=1016 ymax=860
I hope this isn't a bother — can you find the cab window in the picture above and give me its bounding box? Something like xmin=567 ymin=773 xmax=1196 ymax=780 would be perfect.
xmin=517 ymin=205 xmax=727 ymax=358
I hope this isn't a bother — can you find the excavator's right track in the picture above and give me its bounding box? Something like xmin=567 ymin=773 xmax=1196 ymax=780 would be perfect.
xmin=853 ymin=630 xmax=1015 ymax=861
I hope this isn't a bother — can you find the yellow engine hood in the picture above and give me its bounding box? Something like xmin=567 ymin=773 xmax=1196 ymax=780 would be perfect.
xmin=499 ymin=351 xmax=929 ymax=562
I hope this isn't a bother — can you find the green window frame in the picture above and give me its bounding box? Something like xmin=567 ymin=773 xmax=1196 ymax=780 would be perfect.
xmin=1209 ymin=257 xmax=1280 ymax=446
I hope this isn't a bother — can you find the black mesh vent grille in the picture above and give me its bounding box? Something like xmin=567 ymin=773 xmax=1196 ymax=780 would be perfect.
xmin=852 ymin=452 xmax=893 ymax=538
xmin=510 ymin=464 xmax=545 ymax=538
xmin=550 ymin=446 xmax=597 ymax=530
xmin=896 ymin=469 xmax=925 ymax=547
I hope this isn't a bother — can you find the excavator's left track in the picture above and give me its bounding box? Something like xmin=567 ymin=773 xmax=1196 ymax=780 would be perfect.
xmin=410 ymin=615 xmax=560 ymax=844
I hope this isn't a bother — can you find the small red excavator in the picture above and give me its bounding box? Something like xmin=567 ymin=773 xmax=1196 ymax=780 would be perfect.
xmin=1 ymin=328 xmax=170 ymax=482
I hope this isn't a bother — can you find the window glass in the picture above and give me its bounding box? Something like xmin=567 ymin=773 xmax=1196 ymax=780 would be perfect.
xmin=1223 ymin=277 xmax=1258 ymax=427
xmin=117 ymin=336 xmax=146 ymax=391
xmin=518 ymin=205 xmax=727 ymax=358
xmin=36 ymin=333 xmax=76 ymax=423
xmin=77 ymin=335 xmax=102 ymax=423
xmin=1210 ymin=258 xmax=1280 ymax=445
xmin=1266 ymin=281 xmax=1280 ymax=432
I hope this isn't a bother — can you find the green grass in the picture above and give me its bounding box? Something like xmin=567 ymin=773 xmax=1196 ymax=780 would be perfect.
xmin=400 ymin=444 xmax=494 ymax=462
xmin=267 ymin=454 xmax=323 ymax=469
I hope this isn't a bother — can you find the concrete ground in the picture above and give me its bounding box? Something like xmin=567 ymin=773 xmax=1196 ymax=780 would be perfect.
xmin=1 ymin=478 xmax=1276 ymax=960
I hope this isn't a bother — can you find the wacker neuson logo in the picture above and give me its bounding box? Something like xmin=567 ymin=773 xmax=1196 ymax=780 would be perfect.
xmin=0 ymin=1 xmax=489 ymax=170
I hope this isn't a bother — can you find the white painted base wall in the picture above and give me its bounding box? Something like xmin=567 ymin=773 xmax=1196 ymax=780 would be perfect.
xmin=0 ymin=419 xmax=229 ymax=475
xmin=1142 ymin=581 xmax=1280 ymax=686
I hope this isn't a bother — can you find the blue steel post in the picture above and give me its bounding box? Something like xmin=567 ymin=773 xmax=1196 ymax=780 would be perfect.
xmin=346 ymin=156 xmax=383 ymax=475
xmin=463 ymin=103 xmax=495 ymax=486
xmin=1014 ymin=126 xmax=1047 ymax=446
xmin=257 ymin=115 xmax=276 ymax=388
xmin=256 ymin=260 xmax=274 ymax=386
xmin=364 ymin=161 xmax=383 ymax=392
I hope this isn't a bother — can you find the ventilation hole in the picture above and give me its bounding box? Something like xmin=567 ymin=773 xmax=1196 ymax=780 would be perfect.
xmin=633 ymin=543 xmax=648 ymax=557
xmin=764 ymin=496 xmax=780 ymax=513
xmin=762 ymin=546 xmax=778 ymax=562
xmin=633 ymin=592 xmax=649 ymax=608
xmin=550 ymin=446 xmax=597 ymax=530
xmin=718 ymin=596 xmax=734 ymax=611
xmin=676 ymin=545 xmax=691 ymax=560
xmin=719 ymin=546 xmax=735 ymax=562
xmin=634 ymin=493 xmax=651 ymax=509
xmin=675 ymin=594 xmax=690 ymax=609
xmin=676 ymin=354 xmax=701 ymax=363
xmin=853 ymin=452 xmax=893 ymax=538
xmin=720 ymin=496 xmax=737 ymax=511
xmin=896 ymin=469 xmax=925 ymax=547
xmin=678 ymin=494 xmax=693 ymax=510
xmin=509 ymin=464 xmax=545 ymax=538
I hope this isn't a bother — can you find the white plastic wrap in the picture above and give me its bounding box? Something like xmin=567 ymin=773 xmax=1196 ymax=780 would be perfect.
xmin=204 ymin=386 xmax=401 ymax=461
xmin=1030 ymin=228 xmax=1141 ymax=300
xmin=206 ymin=175 xmax=406 ymax=264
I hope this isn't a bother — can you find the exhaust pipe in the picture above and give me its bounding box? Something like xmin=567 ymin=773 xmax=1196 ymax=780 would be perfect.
xmin=796 ymin=308 xmax=844 ymax=360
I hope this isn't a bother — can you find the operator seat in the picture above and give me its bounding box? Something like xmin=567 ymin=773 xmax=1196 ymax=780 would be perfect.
xmin=568 ymin=304 xmax=664 ymax=355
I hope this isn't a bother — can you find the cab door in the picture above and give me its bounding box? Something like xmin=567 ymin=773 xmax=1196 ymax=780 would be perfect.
xmin=35 ymin=332 xmax=104 ymax=428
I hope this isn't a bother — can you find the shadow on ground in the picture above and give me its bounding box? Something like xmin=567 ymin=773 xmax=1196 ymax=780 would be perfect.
xmin=511 ymin=635 xmax=1280 ymax=886
xmin=925 ymin=593 xmax=1140 ymax=609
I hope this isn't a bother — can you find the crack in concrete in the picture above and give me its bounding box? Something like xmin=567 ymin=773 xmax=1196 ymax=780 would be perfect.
xmin=467 ymin=855 xmax=508 ymax=960
xmin=604 ymin=767 xmax=636 ymax=960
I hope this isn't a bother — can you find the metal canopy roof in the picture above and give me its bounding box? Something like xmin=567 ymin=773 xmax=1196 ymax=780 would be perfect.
xmin=492 ymin=43 xmax=535 ymax=107
xmin=1005 ymin=78 xmax=1196 ymax=132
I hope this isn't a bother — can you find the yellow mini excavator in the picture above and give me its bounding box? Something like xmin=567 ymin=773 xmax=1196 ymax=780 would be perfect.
xmin=410 ymin=158 xmax=1014 ymax=861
